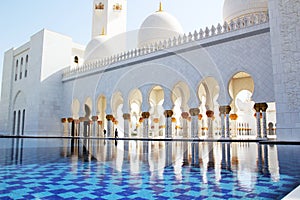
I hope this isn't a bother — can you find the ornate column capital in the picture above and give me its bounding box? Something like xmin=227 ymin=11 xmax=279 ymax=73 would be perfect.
xmin=225 ymin=105 xmax=231 ymax=114
xmin=206 ymin=110 xmax=214 ymax=118
xmin=141 ymin=112 xmax=150 ymax=119
xmin=181 ymin=112 xmax=189 ymax=119
xmin=219 ymin=106 xmax=231 ymax=114
xmin=219 ymin=106 xmax=226 ymax=114
xmin=164 ymin=110 xmax=173 ymax=117
xmin=92 ymin=116 xmax=98 ymax=121
xmin=189 ymin=108 xmax=200 ymax=116
xmin=229 ymin=114 xmax=238 ymax=120
xmin=254 ymin=103 xmax=261 ymax=112
xmin=260 ymin=103 xmax=268 ymax=112
xmin=79 ymin=117 xmax=85 ymax=122
xmin=123 ymin=113 xmax=131 ymax=120
xmin=106 ymin=115 xmax=114 ymax=121
xmin=61 ymin=118 xmax=67 ymax=123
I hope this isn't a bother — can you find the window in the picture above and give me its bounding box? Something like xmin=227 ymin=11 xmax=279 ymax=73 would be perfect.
xmin=25 ymin=55 xmax=28 ymax=77
xmin=17 ymin=110 xmax=21 ymax=136
xmin=20 ymin=57 xmax=23 ymax=80
xmin=15 ymin=60 xmax=18 ymax=81
xmin=22 ymin=109 xmax=25 ymax=135
xmin=12 ymin=111 xmax=16 ymax=135
xmin=74 ymin=56 xmax=79 ymax=64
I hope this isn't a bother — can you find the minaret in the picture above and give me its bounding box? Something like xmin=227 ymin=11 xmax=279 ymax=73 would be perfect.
xmin=92 ymin=0 xmax=127 ymax=38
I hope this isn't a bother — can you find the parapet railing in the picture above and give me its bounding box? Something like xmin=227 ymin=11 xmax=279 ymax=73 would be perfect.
xmin=63 ymin=12 xmax=269 ymax=79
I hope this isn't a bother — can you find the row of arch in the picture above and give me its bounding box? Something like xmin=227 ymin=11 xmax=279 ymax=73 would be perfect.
xmin=66 ymin=72 xmax=275 ymax=138
xmin=15 ymin=55 xmax=29 ymax=81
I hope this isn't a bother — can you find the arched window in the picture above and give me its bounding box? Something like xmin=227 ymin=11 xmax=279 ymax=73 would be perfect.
xmin=22 ymin=109 xmax=25 ymax=135
xmin=20 ymin=57 xmax=23 ymax=80
xmin=25 ymin=55 xmax=28 ymax=77
xmin=13 ymin=111 xmax=16 ymax=135
xmin=74 ymin=56 xmax=79 ymax=64
xmin=15 ymin=60 xmax=18 ymax=81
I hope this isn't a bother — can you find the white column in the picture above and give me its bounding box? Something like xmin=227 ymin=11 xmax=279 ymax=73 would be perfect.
xmin=206 ymin=110 xmax=214 ymax=138
xmin=106 ymin=115 xmax=114 ymax=137
xmin=164 ymin=110 xmax=173 ymax=138
xmin=225 ymin=106 xmax=231 ymax=138
xmin=142 ymin=112 xmax=150 ymax=138
xmin=254 ymin=103 xmax=261 ymax=138
xmin=181 ymin=112 xmax=189 ymax=138
xmin=220 ymin=112 xmax=225 ymax=138
xmin=261 ymin=103 xmax=268 ymax=139
xmin=123 ymin=113 xmax=130 ymax=138
xmin=189 ymin=108 xmax=200 ymax=138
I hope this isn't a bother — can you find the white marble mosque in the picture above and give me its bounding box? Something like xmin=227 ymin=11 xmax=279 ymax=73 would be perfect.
xmin=0 ymin=0 xmax=299 ymax=141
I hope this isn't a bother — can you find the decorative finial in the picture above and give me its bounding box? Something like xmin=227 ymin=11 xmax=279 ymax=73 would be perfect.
xmin=101 ymin=27 xmax=105 ymax=35
xmin=158 ymin=2 xmax=163 ymax=12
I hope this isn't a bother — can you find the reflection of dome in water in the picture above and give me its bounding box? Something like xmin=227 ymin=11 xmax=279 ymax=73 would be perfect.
xmin=138 ymin=4 xmax=184 ymax=47
xmin=223 ymin=0 xmax=268 ymax=22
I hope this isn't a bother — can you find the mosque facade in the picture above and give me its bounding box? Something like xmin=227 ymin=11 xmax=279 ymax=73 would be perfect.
xmin=0 ymin=0 xmax=299 ymax=141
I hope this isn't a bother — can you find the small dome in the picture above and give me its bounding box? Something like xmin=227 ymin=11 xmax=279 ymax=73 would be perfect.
xmin=223 ymin=0 xmax=268 ymax=22
xmin=84 ymin=35 xmax=112 ymax=63
xmin=138 ymin=10 xmax=184 ymax=48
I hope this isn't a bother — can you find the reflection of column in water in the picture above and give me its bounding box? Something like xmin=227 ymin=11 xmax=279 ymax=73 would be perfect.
xmin=106 ymin=140 xmax=112 ymax=161
xmin=263 ymin=144 xmax=269 ymax=174
xmin=268 ymin=145 xmax=280 ymax=181
xmin=183 ymin=142 xmax=188 ymax=165
xmin=226 ymin=143 xmax=231 ymax=170
xmin=207 ymin=142 xmax=214 ymax=169
xmin=221 ymin=143 xmax=226 ymax=169
xmin=142 ymin=142 xmax=149 ymax=162
xmin=124 ymin=141 xmax=129 ymax=160
xmin=165 ymin=141 xmax=173 ymax=167
xmin=82 ymin=138 xmax=91 ymax=162
xmin=191 ymin=142 xmax=199 ymax=166
xmin=257 ymin=144 xmax=263 ymax=172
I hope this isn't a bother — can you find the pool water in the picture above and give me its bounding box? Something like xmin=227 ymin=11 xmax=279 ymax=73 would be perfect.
xmin=0 ymin=138 xmax=299 ymax=199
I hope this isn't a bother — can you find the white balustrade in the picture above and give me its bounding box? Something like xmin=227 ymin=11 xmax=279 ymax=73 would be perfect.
xmin=63 ymin=13 xmax=269 ymax=78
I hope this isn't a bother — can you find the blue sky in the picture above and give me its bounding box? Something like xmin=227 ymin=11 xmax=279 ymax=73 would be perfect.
xmin=0 ymin=0 xmax=223 ymax=94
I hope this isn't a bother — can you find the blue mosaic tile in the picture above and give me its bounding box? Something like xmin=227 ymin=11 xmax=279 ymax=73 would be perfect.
xmin=0 ymin=139 xmax=300 ymax=199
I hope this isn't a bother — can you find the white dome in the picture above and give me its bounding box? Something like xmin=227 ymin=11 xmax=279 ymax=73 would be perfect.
xmin=138 ymin=11 xmax=184 ymax=48
xmin=223 ymin=0 xmax=268 ymax=22
xmin=84 ymin=35 xmax=112 ymax=63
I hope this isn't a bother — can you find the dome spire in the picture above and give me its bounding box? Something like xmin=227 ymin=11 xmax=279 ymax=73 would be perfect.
xmin=158 ymin=2 xmax=163 ymax=12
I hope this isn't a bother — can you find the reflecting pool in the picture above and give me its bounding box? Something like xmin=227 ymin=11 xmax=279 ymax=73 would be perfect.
xmin=0 ymin=138 xmax=299 ymax=199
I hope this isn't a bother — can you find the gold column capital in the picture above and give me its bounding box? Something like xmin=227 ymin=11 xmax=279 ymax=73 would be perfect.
xmin=206 ymin=110 xmax=214 ymax=118
xmin=164 ymin=110 xmax=173 ymax=117
xmin=260 ymin=103 xmax=268 ymax=112
xmin=225 ymin=105 xmax=231 ymax=114
xmin=142 ymin=112 xmax=150 ymax=119
xmin=79 ymin=117 xmax=85 ymax=122
xmin=106 ymin=115 xmax=114 ymax=121
xmin=181 ymin=112 xmax=189 ymax=119
xmin=123 ymin=113 xmax=131 ymax=120
xmin=92 ymin=116 xmax=98 ymax=121
xmin=254 ymin=103 xmax=261 ymax=112
xmin=189 ymin=108 xmax=200 ymax=116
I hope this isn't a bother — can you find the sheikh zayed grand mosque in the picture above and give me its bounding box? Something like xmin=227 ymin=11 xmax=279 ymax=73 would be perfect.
xmin=0 ymin=0 xmax=299 ymax=141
